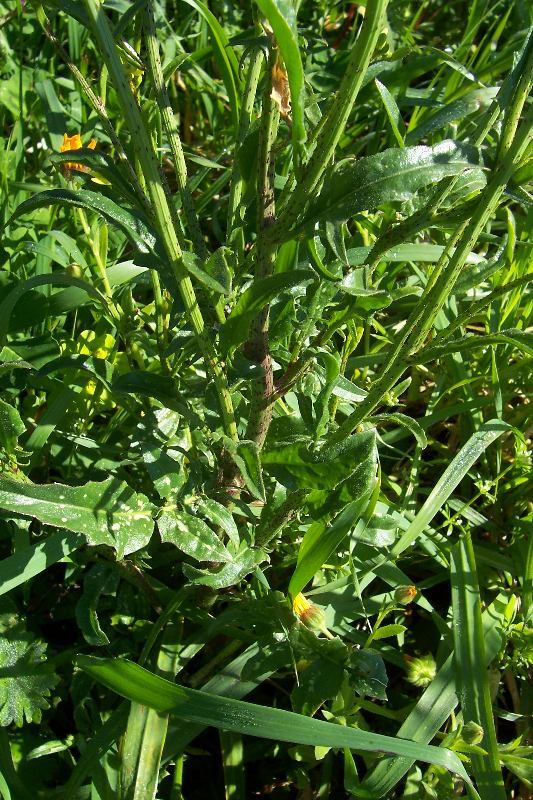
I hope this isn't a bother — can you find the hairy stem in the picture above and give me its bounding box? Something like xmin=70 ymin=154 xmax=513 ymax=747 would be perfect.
xmin=82 ymin=0 xmax=238 ymax=441
xmin=244 ymin=49 xmax=280 ymax=448
xmin=143 ymin=3 xmax=207 ymax=259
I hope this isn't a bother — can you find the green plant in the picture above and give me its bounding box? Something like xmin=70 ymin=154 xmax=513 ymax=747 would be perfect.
xmin=0 ymin=0 xmax=531 ymax=797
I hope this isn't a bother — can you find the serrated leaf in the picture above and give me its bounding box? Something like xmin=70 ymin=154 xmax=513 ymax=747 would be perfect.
xmin=158 ymin=510 xmax=234 ymax=563
xmin=0 ymin=476 xmax=154 ymax=558
xmin=0 ymin=634 xmax=58 ymax=727
xmin=294 ymin=140 xmax=482 ymax=234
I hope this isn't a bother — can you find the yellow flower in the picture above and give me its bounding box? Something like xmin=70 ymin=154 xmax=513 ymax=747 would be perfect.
xmin=293 ymin=593 xmax=312 ymax=618
xmin=59 ymin=132 xmax=97 ymax=174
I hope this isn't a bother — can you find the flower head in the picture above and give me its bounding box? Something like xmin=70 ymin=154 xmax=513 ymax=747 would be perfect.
xmin=59 ymin=132 xmax=96 ymax=174
xmin=292 ymin=593 xmax=329 ymax=635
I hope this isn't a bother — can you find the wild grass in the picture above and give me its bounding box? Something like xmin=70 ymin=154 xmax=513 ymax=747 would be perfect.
xmin=0 ymin=0 xmax=531 ymax=798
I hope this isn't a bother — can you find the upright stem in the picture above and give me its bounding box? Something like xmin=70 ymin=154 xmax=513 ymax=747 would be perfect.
xmin=82 ymin=0 xmax=238 ymax=441
xmin=244 ymin=49 xmax=279 ymax=448
xmin=328 ymin=101 xmax=533 ymax=447
xmin=226 ymin=47 xmax=264 ymax=252
xmin=268 ymin=0 xmax=388 ymax=242
xmin=143 ymin=3 xmax=207 ymax=259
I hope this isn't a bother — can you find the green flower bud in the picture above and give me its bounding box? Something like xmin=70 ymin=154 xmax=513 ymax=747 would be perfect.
xmin=461 ymin=721 xmax=484 ymax=745
xmin=394 ymin=585 xmax=417 ymax=605
xmin=405 ymin=654 xmax=436 ymax=688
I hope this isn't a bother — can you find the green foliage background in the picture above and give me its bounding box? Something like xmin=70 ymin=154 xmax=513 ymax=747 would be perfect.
xmin=0 ymin=0 xmax=531 ymax=797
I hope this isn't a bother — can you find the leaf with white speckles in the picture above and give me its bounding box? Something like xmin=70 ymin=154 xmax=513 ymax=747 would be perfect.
xmin=158 ymin=510 xmax=234 ymax=563
xmin=0 ymin=476 xmax=154 ymax=558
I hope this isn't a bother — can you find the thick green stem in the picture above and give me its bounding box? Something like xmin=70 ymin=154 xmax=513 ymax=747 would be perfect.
xmin=328 ymin=100 xmax=533 ymax=446
xmin=143 ymin=3 xmax=207 ymax=259
xmin=82 ymin=0 xmax=238 ymax=441
xmin=244 ymin=49 xmax=280 ymax=448
xmin=268 ymin=0 xmax=388 ymax=242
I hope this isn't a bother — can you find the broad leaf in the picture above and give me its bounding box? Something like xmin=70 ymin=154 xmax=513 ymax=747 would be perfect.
xmin=158 ymin=510 xmax=234 ymax=563
xmin=0 ymin=476 xmax=154 ymax=558
xmin=293 ymin=140 xmax=482 ymax=234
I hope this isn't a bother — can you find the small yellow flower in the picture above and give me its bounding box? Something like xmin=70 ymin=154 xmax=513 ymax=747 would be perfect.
xmin=292 ymin=593 xmax=331 ymax=636
xmin=293 ymin=593 xmax=313 ymax=618
xmin=59 ymin=132 xmax=97 ymax=174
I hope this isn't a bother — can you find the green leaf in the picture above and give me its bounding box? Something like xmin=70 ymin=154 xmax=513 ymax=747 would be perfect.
xmin=254 ymin=0 xmax=306 ymax=163
xmin=375 ymin=79 xmax=405 ymax=147
xmin=294 ymin=140 xmax=482 ymax=234
xmin=0 ymin=634 xmax=58 ymax=727
xmin=372 ymin=413 xmax=427 ymax=449
xmin=289 ymin=431 xmax=378 ymax=597
xmin=5 ymin=189 xmax=163 ymax=267
xmin=183 ymin=546 xmax=267 ymax=589
xmin=223 ymin=439 xmax=266 ymax=502
xmin=75 ymin=564 xmax=118 ymax=647
xmin=0 ymin=400 xmax=25 ymax=454
xmin=451 ymin=534 xmax=506 ymax=799
xmin=195 ymin=498 xmax=240 ymax=547
xmin=349 ymin=649 xmax=388 ymax=700
xmin=77 ymin=655 xmax=475 ymax=788
xmin=392 ymin=420 xmax=512 ymax=556
xmin=181 ymin=0 xmax=240 ymax=132
xmin=0 ymin=531 xmax=85 ymax=598
xmin=220 ymin=270 xmax=313 ymax=354
xmin=158 ymin=510 xmax=234 ymax=563
xmin=371 ymin=624 xmax=406 ymax=641
xmin=49 ymin=150 xmax=144 ymax=207
xmin=0 ymin=274 xmax=106 ymax=349
xmin=0 ymin=476 xmax=154 ymax=559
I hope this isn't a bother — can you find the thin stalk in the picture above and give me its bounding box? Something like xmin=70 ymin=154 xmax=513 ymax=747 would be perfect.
xmin=244 ymin=49 xmax=280 ymax=448
xmin=227 ymin=47 xmax=264 ymax=250
xmin=365 ymin=30 xmax=533 ymax=274
xmin=328 ymin=104 xmax=533 ymax=446
xmin=36 ymin=5 xmax=146 ymax=205
xmin=82 ymin=0 xmax=238 ymax=441
xmin=268 ymin=0 xmax=388 ymax=242
xmin=143 ymin=3 xmax=207 ymax=259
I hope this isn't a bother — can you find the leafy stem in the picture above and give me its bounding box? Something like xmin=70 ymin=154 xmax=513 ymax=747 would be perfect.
xmin=81 ymin=0 xmax=238 ymax=441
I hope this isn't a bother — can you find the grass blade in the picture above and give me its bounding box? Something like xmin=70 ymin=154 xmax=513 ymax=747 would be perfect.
xmin=392 ymin=420 xmax=511 ymax=556
xmin=451 ymin=533 xmax=506 ymax=799
xmin=78 ymin=655 xmax=478 ymax=794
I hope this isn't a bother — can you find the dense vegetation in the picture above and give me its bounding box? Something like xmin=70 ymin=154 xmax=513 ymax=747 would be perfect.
xmin=0 ymin=0 xmax=531 ymax=797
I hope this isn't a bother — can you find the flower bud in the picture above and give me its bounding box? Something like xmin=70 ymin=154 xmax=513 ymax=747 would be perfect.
xmin=461 ymin=721 xmax=484 ymax=745
xmin=405 ymin=654 xmax=436 ymax=687
xmin=394 ymin=585 xmax=417 ymax=605
xmin=292 ymin=593 xmax=328 ymax=633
